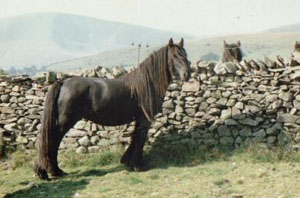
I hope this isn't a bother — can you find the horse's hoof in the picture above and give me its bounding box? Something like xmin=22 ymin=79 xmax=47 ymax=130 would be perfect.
xmin=39 ymin=173 xmax=50 ymax=180
xmin=133 ymin=164 xmax=148 ymax=172
xmin=51 ymin=169 xmax=68 ymax=178
xmin=129 ymin=160 xmax=148 ymax=172
xmin=34 ymin=165 xmax=49 ymax=180
xmin=120 ymin=156 xmax=130 ymax=166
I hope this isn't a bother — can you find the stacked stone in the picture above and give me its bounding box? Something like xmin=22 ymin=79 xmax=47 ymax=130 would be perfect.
xmin=148 ymin=60 xmax=300 ymax=149
xmin=0 ymin=77 xmax=46 ymax=151
xmin=68 ymin=65 xmax=128 ymax=79
xmin=1 ymin=60 xmax=300 ymax=154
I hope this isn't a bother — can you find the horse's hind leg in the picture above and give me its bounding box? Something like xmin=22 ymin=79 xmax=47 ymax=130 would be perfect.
xmin=48 ymin=113 xmax=79 ymax=177
xmin=34 ymin=126 xmax=65 ymax=180
xmin=48 ymin=132 xmax=66 ymax=177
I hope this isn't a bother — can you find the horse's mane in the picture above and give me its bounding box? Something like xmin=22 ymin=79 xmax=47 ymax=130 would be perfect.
xmin=123 ymin=45 xmax=171 ymax=121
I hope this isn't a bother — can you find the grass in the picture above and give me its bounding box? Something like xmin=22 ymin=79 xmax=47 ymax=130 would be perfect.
xmin=58 ymin=147 xmax=123 ymax=168
xmin=0 ymin=144 xmax=300 ymax=198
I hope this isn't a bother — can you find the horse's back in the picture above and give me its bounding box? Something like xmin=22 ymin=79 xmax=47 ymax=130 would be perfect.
xmin=57 ymin=77 xmax=139 ymax=126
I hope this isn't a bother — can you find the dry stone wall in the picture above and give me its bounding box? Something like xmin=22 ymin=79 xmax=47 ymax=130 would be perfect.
xmin=1 ymin=61 xmax=300 ymax=154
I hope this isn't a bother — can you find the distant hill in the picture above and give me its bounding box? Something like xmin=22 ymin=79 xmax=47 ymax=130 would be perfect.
xmin=48 ymin=32 xmax=300 ymax=72
xmin=266 ymin=23 xmax=300 ymax=33
xmin=0 ymin=12 xmax=190 ymax=69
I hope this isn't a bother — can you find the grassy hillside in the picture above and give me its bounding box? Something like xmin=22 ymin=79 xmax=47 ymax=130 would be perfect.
xmin=0 ymin=13 xmax=189 ymax=69
xmin=266 ymin=23 xmax=300 ymax=33
xmin=47 ymin=32 xmax=300 ymax=72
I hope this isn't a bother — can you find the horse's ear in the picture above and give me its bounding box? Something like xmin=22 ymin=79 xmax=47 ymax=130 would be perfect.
xmin=237 ymin=40 xmax=241 ymax=47
xmin=223 ymin=40 xmax=227 ymax=47
xmin=295 ymin=41 xmax=299 ymax=47
xmin=178 ymin=38 xmax=184 ymax=47
xmin=168 ymin=38 xmax=174 ymax=46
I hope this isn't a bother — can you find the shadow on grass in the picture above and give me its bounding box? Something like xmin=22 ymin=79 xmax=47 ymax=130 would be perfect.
xmin=4 ymin=179 xmax=89 ymax=198
xmin=144 ymin=143 xmax=233 ymax=170
xmin=144 ymin=139 xmax=300 ymax=170
xmin=3 ymin=163 xmax=125 ymax=198
xmin=142 ymin=111 xmax=300 ymax=170
xmin=73 ymin=164 xmax=125 ymax=177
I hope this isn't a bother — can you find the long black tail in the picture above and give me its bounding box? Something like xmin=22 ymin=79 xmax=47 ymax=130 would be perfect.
xmin=35 ymin=81 xmax=62 ymax=179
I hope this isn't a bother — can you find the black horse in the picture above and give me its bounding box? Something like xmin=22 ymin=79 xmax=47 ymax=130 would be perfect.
xmin=34 ymin=38 xmax=191 ymax=180
xmin=222 ymin=40 xmax=243 ymax=63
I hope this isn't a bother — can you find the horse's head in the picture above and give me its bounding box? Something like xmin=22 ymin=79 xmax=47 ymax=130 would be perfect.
xmin=223 ymin=40 xmax=243 ymax=62
xmin=167 ymin=38 xmax=191 ymax=82
xmin=294 ymin=41 xmax=300 ymax=53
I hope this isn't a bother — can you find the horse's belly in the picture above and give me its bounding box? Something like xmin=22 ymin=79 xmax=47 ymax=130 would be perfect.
xmin=89 ymin=112 xmax=135 ymax=126
xmin=87 ymin=103 xmax=138 ymax=126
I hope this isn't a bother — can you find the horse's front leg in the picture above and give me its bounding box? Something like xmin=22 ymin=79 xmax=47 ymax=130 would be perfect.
xmin=120 ymin=117 xmax=149 ymax=170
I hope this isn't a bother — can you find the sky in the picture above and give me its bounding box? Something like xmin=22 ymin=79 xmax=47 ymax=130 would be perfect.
xmin=0 ymin=0 xmax=300 ymax=37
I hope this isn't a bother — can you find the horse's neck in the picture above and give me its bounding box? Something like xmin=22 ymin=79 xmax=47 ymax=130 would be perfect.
xmin=122 ymin=67 xmax=140 ymax=83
